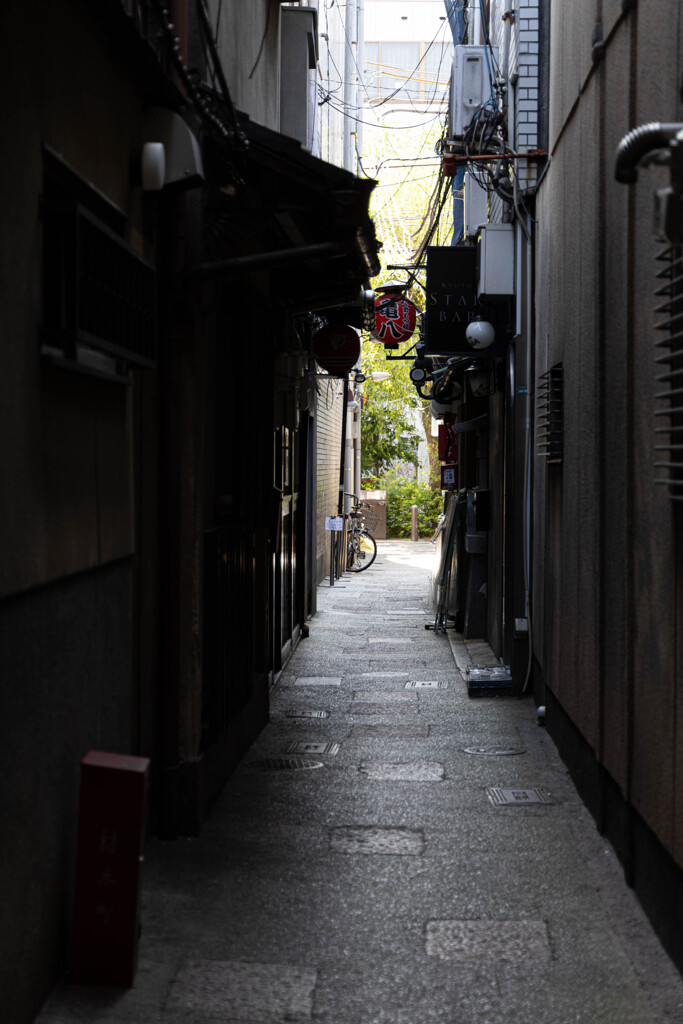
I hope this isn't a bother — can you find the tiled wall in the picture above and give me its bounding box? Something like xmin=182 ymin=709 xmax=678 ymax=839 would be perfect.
xmin=490 ymin=0 xmax=540 ymax=191
xmin=315 ymin=379 xmax=344 ymax=582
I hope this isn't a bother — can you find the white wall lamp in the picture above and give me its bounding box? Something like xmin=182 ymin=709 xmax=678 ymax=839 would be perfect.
xmin=465 ymin=317 xmax=496 ymax=350
xmin=141 ymin=108 xmax=204 ymax=191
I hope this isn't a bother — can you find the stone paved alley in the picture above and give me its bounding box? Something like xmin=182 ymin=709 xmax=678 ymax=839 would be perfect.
xmin=38 ymin=540 xmax=683 ymax=1024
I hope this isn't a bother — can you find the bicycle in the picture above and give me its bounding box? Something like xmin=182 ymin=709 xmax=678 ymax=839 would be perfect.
xmin=344 ymin=493 xmax=378 ymax=572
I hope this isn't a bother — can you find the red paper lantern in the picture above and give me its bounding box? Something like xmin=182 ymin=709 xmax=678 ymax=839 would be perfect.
xmin=313 ymin=323 xmax=361 ymax=376
xmin=371 ymin=293 xmax=418 ymax=348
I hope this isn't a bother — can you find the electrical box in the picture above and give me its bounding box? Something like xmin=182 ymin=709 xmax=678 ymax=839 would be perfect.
xmin=464 ymin=172 xmax=488 ymax=237
xmin=449 ymin=45 xmax=499 ymax=142
xmin=477 ymin=223 xmax=515 ymax=298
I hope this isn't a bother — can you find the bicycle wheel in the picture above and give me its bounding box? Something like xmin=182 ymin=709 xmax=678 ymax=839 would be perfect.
xmin=346 ymin=532 xmax=359 ymax=571
xmin=347 ymin=530 xmax=377 ymax=572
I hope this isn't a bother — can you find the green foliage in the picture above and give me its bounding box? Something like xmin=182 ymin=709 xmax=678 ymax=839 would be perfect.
xmin=364 ymin=120 xmax=453 ymax=268
xmin=385 ymin=474 xmax=443 ymax=538
xmin=360 ymin=342 xmax=422 ymax=477
xmin=358 ymin=117 xmax=452 ymax=488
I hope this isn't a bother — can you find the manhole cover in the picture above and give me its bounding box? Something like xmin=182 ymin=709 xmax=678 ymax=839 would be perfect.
xmin=247 ymin=758 xmax=324 ymax=772
xmin=487 ymin=787 xmax=553 ymax=805
xmin=465 ymin=746 xmax=526 ymax=756
xmin=285 ymin=710 xmax=329 ymax=719
xmin=405 ymin=681 xmax=447 ymax=689
xmin=286 ymin=742 xmax=340 ymax=755
xmin=359 ymin=762 xmax=444 ymax=781
xmin=329 ymin=826 xmax=424 ymax=855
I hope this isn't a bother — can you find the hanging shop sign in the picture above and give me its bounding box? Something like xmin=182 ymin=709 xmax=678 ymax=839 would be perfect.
xmin=424 ymin=245 xmax=507 ymax=358
xmin=371 ymin=293 xmax=418 ymax=349
xmin=438 ymin=423 xmax=458 ymax=464
xmin=313 ymin=323 xmax=361 ymax=376
xmin=441 ymin=464 xmax=458 ymax=490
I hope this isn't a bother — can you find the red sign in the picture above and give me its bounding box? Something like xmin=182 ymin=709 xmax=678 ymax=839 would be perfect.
xmin=71 ymin=751 xmax=150 ymax=987
xmin=371 ymin=293 xmax=418 ymax=348
xmin=313 ymin=324 xmax=361 ymax=376
xmin=438 ymin=423 xmax=458 ymax=464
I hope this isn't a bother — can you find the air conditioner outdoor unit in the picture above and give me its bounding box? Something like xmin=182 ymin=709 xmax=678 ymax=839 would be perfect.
xmin=448 ymin=44 xmax=498 ymax=145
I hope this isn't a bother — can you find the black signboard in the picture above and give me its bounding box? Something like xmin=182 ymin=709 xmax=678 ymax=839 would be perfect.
xmin=424 ymin=245 xmax=508 ymax=357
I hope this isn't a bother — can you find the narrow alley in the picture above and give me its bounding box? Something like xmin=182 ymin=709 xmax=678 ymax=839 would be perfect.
xmin=37 ymin=541 xmax=683 ymax=1024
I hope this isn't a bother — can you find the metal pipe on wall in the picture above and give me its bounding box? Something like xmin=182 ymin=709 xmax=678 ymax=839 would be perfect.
xmin=357 ymin=0 xmax=364 ymax=165
xmin=343 ymin=0 xmax=355 ymax=170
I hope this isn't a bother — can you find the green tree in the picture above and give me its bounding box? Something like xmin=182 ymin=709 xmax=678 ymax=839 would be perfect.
xmin=360 ymin=341 xmax=422 ymax=477
xmin=384 ymin=473 xmax=444 ymax=538
xmin=358 ymin=110 xmax=453 ymax=489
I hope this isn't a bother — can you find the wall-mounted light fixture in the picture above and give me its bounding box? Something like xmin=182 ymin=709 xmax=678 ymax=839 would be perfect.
xmin=465 ymin=317 xmax=496 ymax=349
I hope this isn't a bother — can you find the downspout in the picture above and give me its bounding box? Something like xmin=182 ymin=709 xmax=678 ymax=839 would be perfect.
xmin=444 ymin=1 xmax=466 ymax=243
xmin=343 ymin=0 xmax=355 ymax=171
xmin=357 ymin=0 xmax=365 ymax=168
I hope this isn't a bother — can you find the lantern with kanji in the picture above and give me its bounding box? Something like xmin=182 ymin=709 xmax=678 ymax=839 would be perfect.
xmin=370 ymin=282 xmax=418 ymax=349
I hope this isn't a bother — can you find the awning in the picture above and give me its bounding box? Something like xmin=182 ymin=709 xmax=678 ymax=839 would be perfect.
xmin=195 ymin=112 xmax=381 ymax=313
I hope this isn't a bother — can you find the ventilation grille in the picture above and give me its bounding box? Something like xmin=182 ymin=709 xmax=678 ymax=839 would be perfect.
xmin=654 ymin=246 xmax=683 ymax=501
xmin=536 ymin=363 xmax=563 ymax=464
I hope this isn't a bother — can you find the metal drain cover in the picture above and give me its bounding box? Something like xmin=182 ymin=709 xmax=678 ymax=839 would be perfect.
xmin=247 ymin=757 xmax=324 ymax=772
xmin=285 ymin=710 xmax=329 ymax=719
xmin=465 ymin=746 xmax=526 ymax=756
xmin=286 ymin=742 xmax=340 ymax=755
xmin=487 ymin=787 xmax=553 ymax=805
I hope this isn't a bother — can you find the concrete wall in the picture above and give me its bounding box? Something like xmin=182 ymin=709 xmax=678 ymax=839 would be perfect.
xmin=212 ymin=0 xmax=281 ymax=130
xmin=533 ymin=0 xmax=683 ymax=882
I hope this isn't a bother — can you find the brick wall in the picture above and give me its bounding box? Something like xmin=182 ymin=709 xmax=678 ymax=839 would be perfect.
xmin=490 ymin=0 xmax=540 ymax=192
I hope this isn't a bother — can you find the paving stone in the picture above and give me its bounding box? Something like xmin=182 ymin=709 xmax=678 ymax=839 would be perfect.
xmin=329 ymin=826 xmax=424 ymax=855
xmin=359 ymin=761 xmax=444 ymax=781
xmin=425 ymin=919 xmax=552 ymax=962
xmin=351 ymin=724 xmax=430 ymax=739
xmin=294 ymin=676 xmax=341 ymax=687
xmin=165 ymin=959 xmax=317 ymax=1017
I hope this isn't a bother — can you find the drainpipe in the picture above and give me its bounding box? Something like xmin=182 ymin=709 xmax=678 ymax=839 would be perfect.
xmin=343 ymin=0 xmax=356 ymax=171
xmin=444 ymin=1 xmax=466 ymax=242
xmin=469 ymin=0 xmax=481 ymax=44
xmin=357 ymin=0 xmax=365 ymax=168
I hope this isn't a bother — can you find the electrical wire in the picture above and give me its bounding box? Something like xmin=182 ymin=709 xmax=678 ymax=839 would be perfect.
xmin=248 ymin=0 xmax=273 ymax=79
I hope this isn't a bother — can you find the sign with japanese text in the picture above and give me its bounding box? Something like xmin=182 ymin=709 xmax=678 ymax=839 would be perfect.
xmin=425 ymin=246 xmax=507 ymax=357
xmin=441 ymin=464 xmax=458 ymax=490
